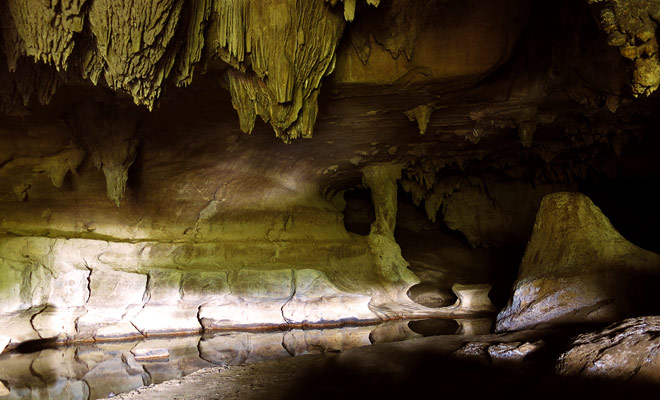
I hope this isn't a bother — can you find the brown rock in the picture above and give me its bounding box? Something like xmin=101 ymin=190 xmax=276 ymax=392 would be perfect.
xmin=487 ymin=340 xmax=544 ymax=364
xmin=556 ymin=316 xmax=660 ymax=383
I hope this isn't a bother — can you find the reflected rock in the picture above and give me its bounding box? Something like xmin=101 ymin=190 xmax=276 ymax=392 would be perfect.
xmin=282 ymin=327 xmax=372 ymax=355
xmin=81 ymin=354 xmax=149 ymax=400
xmin=199 ymin=331 xmax=291 ymax=366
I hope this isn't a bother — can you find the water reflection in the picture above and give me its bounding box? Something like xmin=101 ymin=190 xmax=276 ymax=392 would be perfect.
xmin=0 ymin=318 xmax=492 ymax=399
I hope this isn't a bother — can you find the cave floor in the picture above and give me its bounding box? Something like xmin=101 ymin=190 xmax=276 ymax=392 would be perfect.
xmin=109 ymin=327 xmax=658 ymax=400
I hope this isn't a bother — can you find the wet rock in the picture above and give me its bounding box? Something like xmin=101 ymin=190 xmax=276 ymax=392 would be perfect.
xmin=455 ymin=318 xmax=493 ymax=336
xmin=556 ymin=316 xmax=660 ymax=383
xmin=368 ymin=321 xmax=423 ymax=344
xmin=496 ymin=192 xmax=660 ymax=332
xmin=131 ymin=348 xmax=169 ymax=362
xmin=198 ymin=332 xmax=292 ymax=366
xmin=31 ymin=347 xmax=88 ymax=381
xmin=282 ymin=327 xmax=373 ymax=355
xmin=488 ymin=340 xmax=544 ymax=364
xmin=81 ymin=353 xmax=150 ymax=400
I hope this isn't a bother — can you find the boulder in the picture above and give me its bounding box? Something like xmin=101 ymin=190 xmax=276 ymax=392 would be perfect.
xmin=556 ymin=316 xmax=660 ymax=383
xmin=496 ymin=192 xmax=660 ymax=331
xmin=487 ymin=340 xmax=544 ymax=364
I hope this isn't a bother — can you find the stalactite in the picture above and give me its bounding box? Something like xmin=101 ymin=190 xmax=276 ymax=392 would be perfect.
xmin=63 ymin=100 xmax=143 ymax=206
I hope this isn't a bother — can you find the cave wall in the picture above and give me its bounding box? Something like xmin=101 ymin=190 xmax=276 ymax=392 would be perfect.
xmin=2 ymin=0 xmax=660 ymax=347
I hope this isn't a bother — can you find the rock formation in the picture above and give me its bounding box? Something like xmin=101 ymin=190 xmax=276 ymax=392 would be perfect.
xmin=557 ymin=316 xmax=660 ymax=382
xmin=496 ymin=192 xmax=660 ymax=332
xmin=1 ymin=0 xmax=660 ymax=378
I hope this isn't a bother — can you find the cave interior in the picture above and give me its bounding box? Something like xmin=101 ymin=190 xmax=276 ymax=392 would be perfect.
xmin=2 ymin=0 xmax=660 ymax=398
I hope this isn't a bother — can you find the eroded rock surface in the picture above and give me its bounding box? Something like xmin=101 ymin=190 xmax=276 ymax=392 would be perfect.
xmin=556 ymin=316 xmax=660 ymax=383
xmin=496 ymin=193 xmax=660 ymax=332
xmin=2 ymin=0 xmax=660 ymax=366
xmin=588 ymin=0 xmax=660 ymax=96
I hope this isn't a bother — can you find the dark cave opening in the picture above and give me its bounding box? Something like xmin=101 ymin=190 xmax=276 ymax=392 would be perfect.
xmin=580 ymin=174 xmax=660 ymax=255
xmin=342 ymin=186 xmax=375 ymax=236
xmin=394 ymin=185 xmax=526 ymax=310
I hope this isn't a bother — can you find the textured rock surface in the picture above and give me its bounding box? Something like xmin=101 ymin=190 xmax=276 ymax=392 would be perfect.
xmin=2 ymin=0 xmax=660 ymax=362
xmin=452 ymin=339 xmax=545 ymax=365
xmin=556 ymin=316 xmax=660 ymax=383
xmin=0 ymin=230 xmax=487 ymax=345
xmin=588 ymin=0 xmax=660 ymax=96
xmin=497 ymin=193 xmax=660 ymax=331
xmin=0 ymin=322 xmax=447 ymax=399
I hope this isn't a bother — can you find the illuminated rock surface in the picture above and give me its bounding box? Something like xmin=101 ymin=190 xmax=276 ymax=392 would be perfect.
xmin=0 ymin=320 xmax=492 ymax=399
xmin=556 ymin=316 xmax=660 ymax=381
xmin=2 ymin=0 xmax=660 ymax=396
xmin=497 ymin=193 xmax=660 ymax=332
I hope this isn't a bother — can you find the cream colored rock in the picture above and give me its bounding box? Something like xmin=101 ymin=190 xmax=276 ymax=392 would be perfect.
xmin=198 ymin=332 xmax=292 ymax=366
xmin=282 ymin=327 xmax=373 ymax=356
xmin=0 ymin=335 xmax=9 ymax=354
xmin=131 ymin=270 xmax=204 ymax=335
xmin=94 ymin=322 xmax=144 ymax=341
xmin=282 ymin=269 xmax=376 ymax=324
xmin=76 ymin=269 xmax=147 ymax=336
xmin=82 ymin=356 xmax=149 ymax=400
xmin=30 ymin=347 xmax=88 ymax=381
xmin=0 ymin=381 xmax=8 ymax=396
xmin=199 ymin=269 xmax=294 ymax=328
xmin=131 ymin=306 xmax=202 ymax=335
xmin=449 ymin=284 xmax=496 ymax=313
xmin=0 ymin=309 xmax=42 ymax=344
xmin=497 ymin=192 xmax=660 ymax=332
xmin=199 ymin=297 xmax=288 ymax=329
xmin=31 ymin=306 xmax=85 ymax=339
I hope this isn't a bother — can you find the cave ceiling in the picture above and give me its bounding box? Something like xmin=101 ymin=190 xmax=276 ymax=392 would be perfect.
xmin=0 ymin=0 xmax=659 ymax=233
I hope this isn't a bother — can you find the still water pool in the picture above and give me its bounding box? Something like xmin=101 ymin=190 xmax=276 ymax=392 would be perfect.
xmin=0 ymin=317 xmax=492 ymax=399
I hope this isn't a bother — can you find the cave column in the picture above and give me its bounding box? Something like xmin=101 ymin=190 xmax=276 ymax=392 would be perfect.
xmin=362 ymin=164 xmax=419 ymax=294
xmin=362 ymin=163 xmax=401 ymax=237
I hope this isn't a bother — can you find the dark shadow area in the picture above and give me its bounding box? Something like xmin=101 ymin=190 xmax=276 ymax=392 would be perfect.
xmin=14 ymin=337 xmax=59 ymax=354
xmin=276 ymin=326 xmax=658 ymax=400
xmin=406 ymin=283 xmax=457 ymax=308
xmin=408 ymin=319 xmax=459 ymax=336
xmin=342 ymin=187 xmax=375 ymax=235
xmin=395 ymin=186 xmax=525 ymax=311
xmin=483 ymin=244 xmax=527 ymax=310
xmin=581 ymin=174 xmax=660 ymax=255
xmin=125 ymin=138 xmax=145 ymax=202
